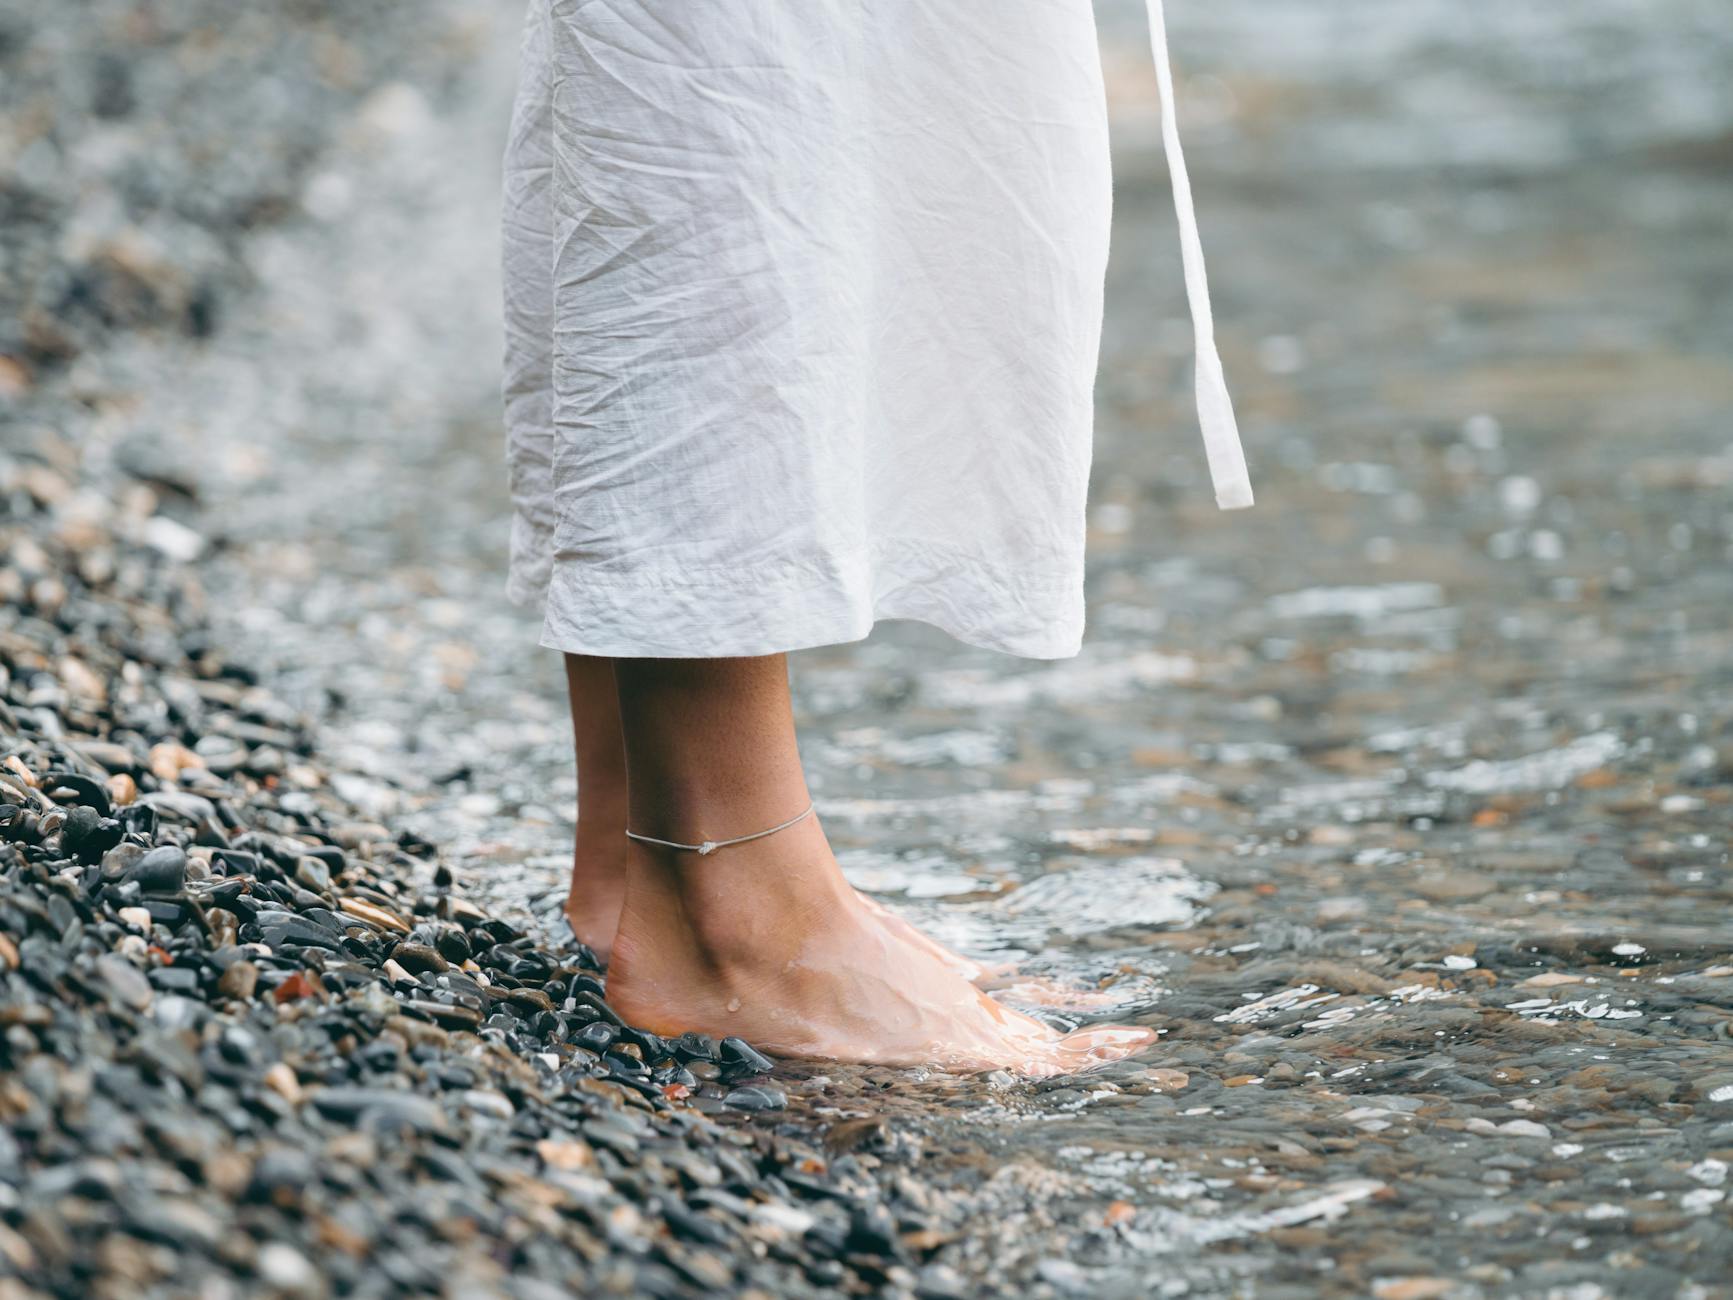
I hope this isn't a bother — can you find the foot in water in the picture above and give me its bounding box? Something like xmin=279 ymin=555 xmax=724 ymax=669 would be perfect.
xmin=577 ymin=852 xmax=1116 ymax=1010
xmin=566 ymin=830 xmax=995 ymax=982
xmin=604 ymin=815 xmax=1154 ymax=1076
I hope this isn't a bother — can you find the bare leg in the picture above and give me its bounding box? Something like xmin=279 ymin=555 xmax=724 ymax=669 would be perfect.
xmin=561 ymin=654 xmax=629 ymax=960
xmin=605 ymin=654 xmax=1153 ymax=1074
xmin=560 ymin=651 xmax=994 ymax=980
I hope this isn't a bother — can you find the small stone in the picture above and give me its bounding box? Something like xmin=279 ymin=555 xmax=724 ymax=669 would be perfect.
xmin=433 ymin=926 xmax=472 ymax=963
xmin=504 ymin=986 xmax=555 ymax=1015
xmin=147 ymin=742 xmax=204 ymax=782
xmin=218 ymin=961 xmax=259 ymax=1000
xmin=256 ymin=1243 xmax=317 ymax=1294
xmin=272 ymin=972 xmax=320 ymax=1004
xmin=719 ymin=1036 xmax=775 ymax=1075
xmin=96 ymin=953 xmax=153 ymax=1010
xmin=149 ymin=966 xmax=201 ymax=994
xmin=339 ymin=897 xmax=410 ymax=933
xmin=310 ymin=1088 xmax=446 ymax=1134
xmin=294 ymin=856 xmax=331 ymax=893
xmin=536 ymin=1139 xmax=595 ymax=1171
xmin=1414 ymin=870 xmax=1495 ymax=902
xmin=128 ymin=845 xmax=187 ymax=894
xmin=460 ymin=1089 xmax=515 ymax=1120
xmin=404 ymin=1000 xmax=482 ymax=1030
xmin=59 ymin=804 xmax=104 ymax=856
xmin=722 ymin=1085 xmax=786 ymax=1112
xmin=672 ymin=1032 xmax=720 ymax=1063
xmin=1516 ymin=972 xmax=1583 ymax=988
xmin=1036 ymin=1259 xmax=1089 ymax=1291
xmin=263 ymin=1062 xmax=302 ymax=1105
xmin=1372 ymin=1281 xmax=1457 ymax=1300
xmin=392 ymin=942 xmax=448 ymax=975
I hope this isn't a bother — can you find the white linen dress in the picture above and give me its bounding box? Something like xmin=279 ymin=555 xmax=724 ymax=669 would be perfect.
xmin=501 ymin=0 xmax=1250 ymax=661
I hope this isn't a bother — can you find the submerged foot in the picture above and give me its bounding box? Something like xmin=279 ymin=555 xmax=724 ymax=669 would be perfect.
xmin=606 ymin=827 xmax=1153 ymax=1076
xmin=855 ymin=891 xmax=998 ymax=983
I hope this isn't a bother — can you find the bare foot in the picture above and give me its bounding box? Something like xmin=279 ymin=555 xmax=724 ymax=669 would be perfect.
xmin=854 ymin=892 xmax=998 ymax=983
xmin=856 ymin=895 xmax=1117 ymax=1010
xmin=976 ymin=973 xmax=1124 ymax=1011
xmin=571 ymin=828 xmax=999 ymax=982
xmin=607 ymin=826 xmax=1154 ymax=1076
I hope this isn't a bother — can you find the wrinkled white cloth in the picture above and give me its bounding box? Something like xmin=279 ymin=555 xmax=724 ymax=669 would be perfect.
xmin=502 ymin=0 xmax=1247 ymax=661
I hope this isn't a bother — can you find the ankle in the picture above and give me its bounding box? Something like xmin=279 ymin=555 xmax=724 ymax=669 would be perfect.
xmin=570 ymin=818 xmax=626 ymax=869
xmin=617 ymin=825 xmax=853 ymax=967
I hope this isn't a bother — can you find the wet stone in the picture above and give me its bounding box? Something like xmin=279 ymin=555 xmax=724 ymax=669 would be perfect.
xmin=310 ymin=1089 xmax=445 ymax=1134
xmin=402 ymin=999 xmax=481 ymax=1031
xmin=95 ymin=953 xmax=152 ymax=1011
xmin=719 ymin=1037 xmax=775 ymax=1076
xmin=391 ymin=942 xmax=447 ymax=975
xmin=147 ymin=966 xmax=202 ymax=994
xmin=672 ymin=1031 xmax=720 ymax=1063
xmin=217 ymin=961 xmax=258 ymax=1000
xmin=126 ymin=845 xmax=187 ymax=894
xmin=722 ymin=1086 xmax=787 ymax=1113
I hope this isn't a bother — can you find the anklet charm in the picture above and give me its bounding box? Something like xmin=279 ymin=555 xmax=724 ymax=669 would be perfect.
xmin=626 ymin=802 xmax=815 ymax=856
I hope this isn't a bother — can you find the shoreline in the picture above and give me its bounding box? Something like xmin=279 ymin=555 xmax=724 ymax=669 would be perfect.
xmin=6 ymin=1 xmax=1732 ymax=1295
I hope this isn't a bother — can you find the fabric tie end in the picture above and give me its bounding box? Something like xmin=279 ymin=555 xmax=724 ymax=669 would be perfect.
xmin=1148 ymin=0 xmax=1256 ymax=515
xmin=1214 ymin=481 xmax=1255 ymax=511
xmin=1195 ymin=344 xmax=1253 ymax=512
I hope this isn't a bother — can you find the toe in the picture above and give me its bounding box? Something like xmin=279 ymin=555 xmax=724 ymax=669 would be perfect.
xmin=1054 ymin=1024 xmax=1156 ymax=1068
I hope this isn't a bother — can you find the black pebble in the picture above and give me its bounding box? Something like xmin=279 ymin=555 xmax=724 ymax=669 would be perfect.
xmin=128 ymin=845 xmax=187 ymax=894
xmin=719 ymin=1036 xmax=775 ymax=1075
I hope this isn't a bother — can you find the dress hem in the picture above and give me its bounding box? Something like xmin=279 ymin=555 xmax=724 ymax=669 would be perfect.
xmin=530 ymin=609 xmax=1083 ymax=663
xmin=507 ymin=541 xmax=1086 ymax=661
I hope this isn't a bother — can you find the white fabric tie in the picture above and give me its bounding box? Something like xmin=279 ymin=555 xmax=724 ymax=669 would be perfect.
xmin=1144 ymin=0 xmax=1254 ymax=510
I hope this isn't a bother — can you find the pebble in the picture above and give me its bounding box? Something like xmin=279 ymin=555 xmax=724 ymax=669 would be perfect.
xmin=94 ymin=953 xmax=153 ymax=1011
xmin=719 ymin=1036 xmax=776 ymax=1075
xmin=217 ymin=961 xmax=259 ymax=1000
xmin=127 ymin=845 xmax=187 ymax=894
xmin=340 ymin=897 xmax=409 ymax=933
xmin=256 ymin=1243 xmax=319 ymax=1295
xmin=723 ymin=1086 xmax=788 ymax=1113
xmin=263 ymin=1062 xmax=303 ymax=1105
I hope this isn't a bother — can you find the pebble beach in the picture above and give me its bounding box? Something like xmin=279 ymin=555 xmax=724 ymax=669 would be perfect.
xmin=4 ymin=1 xmax=1732 ymax=1297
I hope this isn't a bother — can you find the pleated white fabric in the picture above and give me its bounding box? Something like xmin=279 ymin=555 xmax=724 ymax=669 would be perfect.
xmin=502 ymin=0 xmax=1248 ymax=661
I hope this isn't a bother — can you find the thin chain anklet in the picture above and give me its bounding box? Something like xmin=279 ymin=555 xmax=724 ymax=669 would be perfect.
xmin=624 ymin=801 xmax=816 ymax=856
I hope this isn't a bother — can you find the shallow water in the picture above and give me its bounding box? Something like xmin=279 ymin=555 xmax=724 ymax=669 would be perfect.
xmin=113 ymin=1 xmax=1733 ymax=1292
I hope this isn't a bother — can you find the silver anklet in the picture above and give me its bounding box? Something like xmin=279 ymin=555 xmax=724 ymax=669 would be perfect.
xmin=624 ymin=801 xmax=815 ymax=856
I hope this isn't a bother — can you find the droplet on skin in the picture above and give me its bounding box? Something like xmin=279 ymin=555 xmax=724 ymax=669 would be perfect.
xmin=726 ymin=997 xmax=741 ymax=1013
